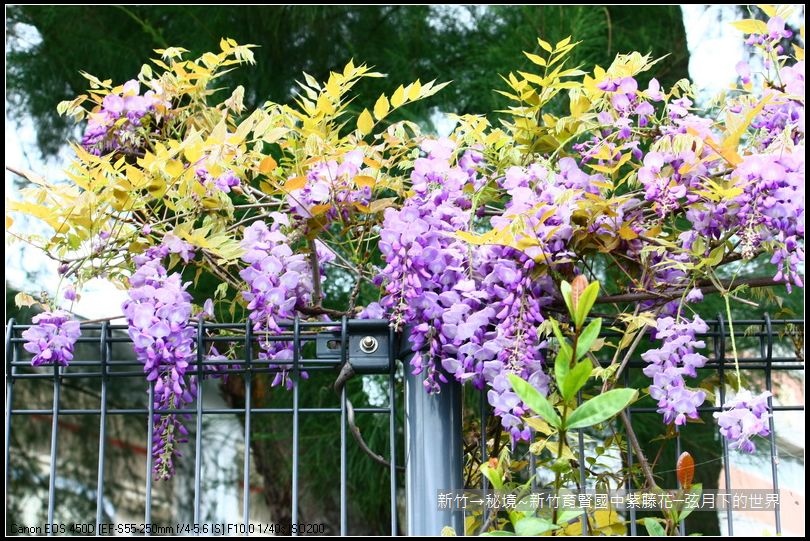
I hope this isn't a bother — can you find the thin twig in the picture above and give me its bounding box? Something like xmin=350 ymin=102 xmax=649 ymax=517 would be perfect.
xmin=620 ymin=410 xmax=657 ymax=489
xmin=599 ymin=325 xmax=647 ymax=394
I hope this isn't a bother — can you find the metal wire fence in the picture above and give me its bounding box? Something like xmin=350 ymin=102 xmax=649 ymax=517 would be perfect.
xmin=4 ymin=316 xmax=804 ymax=536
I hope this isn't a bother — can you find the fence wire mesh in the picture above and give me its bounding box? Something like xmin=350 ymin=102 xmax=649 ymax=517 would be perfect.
xmin=5 ymin=316 xmax=804 ymax=536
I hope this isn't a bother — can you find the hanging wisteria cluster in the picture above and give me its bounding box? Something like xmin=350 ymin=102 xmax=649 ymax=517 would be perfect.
xmin=17 ymin=11 xmax=804 ymax=479
xmin=122 ymin=239 xmax=199 ymax=480
xmin=239 ymin=214 xmax=314 ymax=389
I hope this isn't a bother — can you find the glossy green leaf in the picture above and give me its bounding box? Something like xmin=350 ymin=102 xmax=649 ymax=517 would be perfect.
xmin=575 ymin=318 xmax=601 ymax=360
xmin=574 ymin=281 xmax=600 ymax=328
xmin=507 ymin=373 xmax=561 ymax=429
xmin=678 ymin=483 xmax=703 ymax=522
xmin=566 ymin=388 xmax=637 ymax=429
xmin=554 ymin=346 xmax=573 ymax=393
xmin=560 ymin=281 xmax=575 ymax=321
xmin=560 ymin=360 xmax=592 ymax=402
xmin=479 ymin=463 xmax=504 ymax=490
xmin=643 ymin=517 xmax=666 ymax=536
xmin=514 ymin=517 xmax=559 ymax=536
xmin=556 ymin=509 xmax=585 ymax=525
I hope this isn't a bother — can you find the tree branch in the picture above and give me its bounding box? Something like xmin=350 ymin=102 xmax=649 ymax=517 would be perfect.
xmin=308 ymin=239 xmax=323 ymax=307
xmin=594 ymin=276 xmax=788 ymax=305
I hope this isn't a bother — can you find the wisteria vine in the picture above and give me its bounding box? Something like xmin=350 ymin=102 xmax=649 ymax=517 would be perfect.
xmin=16 ymin=12 xmax=804 ymax=482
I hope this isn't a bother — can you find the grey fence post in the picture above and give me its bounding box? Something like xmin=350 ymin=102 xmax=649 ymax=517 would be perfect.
xmin=405 ymin=363 xmax=464 ymax=535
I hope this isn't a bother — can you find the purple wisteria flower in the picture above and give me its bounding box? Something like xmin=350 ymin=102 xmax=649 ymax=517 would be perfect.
xmin=641 ymin=315 xmax=708 ymax=425
xmin=286 ymin=149 xmax=371 ymax=226
xmin=196 ymin=167 xmax=242 ymax=194
xmin=377 ymin=139 xmax=606 ymax=441
xmin=240 ymin=214 xmax=314 ymax=389
xmin=22 ymin=310 xmax=81 ymax=367
xmin=714 ymin=389 xmax=772 ymax=453
xmin=377 ymin=138 xmax=479 ymax=392
xmin=81 ymin=79 xmax=170 ymax=156
xmin=123 ymin=241 xmax=198 ymax=480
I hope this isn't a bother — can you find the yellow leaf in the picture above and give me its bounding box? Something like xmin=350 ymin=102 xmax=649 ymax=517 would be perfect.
xmin=259 ymin=156 xmax=277 ymax=174
xmin=206 ymin=117 xmax=228 ymax=146
xmin=618 ymin=224 xmax=639 ymax=240
xmin=569 ymin=91 xmax=591 ymax=118
xmin=184 ymin=142 xmax=204 ymax=164
xmin=311 ymin=203 xmax=332 ymax=216
xmin=456 ymin=227 xmax=512 ymax=247
xmin=285 ymin=176 xmax=308 ymax=191
xmin=8 ymin=200 xmax=69 ymax=232
xmin=373 ymin=94 xmax=390 ymax=120
xmin=363 ymin=157 xmax=382 ymax=169
xmin=165 ymin=159 xmax=184 ymax=178
xmin=518 ymin=71 xmax=546 ymax=86
xmin=538 ymin=38 xmax=553 ymax=53
xmin=391 ymin=85 xmax=406 ymax=107
xmin=302 ymin=72 xmax=320 ymax=90
xmin=5 ymin=215 xmax=13 ymax=230
xmin=523 ymin=51 xmax=547 ymax=67
xmin=367 ymin=197 xmax=397 ymax=213
xmin=730 ymin=19 xmax=769 ymax=35
xmin=262 ymin=127 xmax=289 ymax=144
xmin=524 ymin=416 xmax=553 ymax=435
xmin=757 ymin=4 xmax=777 ymax=17
xmin=316 ymin=93 xmax=336 ymax=115
xmin=15 ymin=292 xmax=39 ymax=308
xmin=325 ymin=74 xmax=340 ymax=99
xmin=555 ymin=36 xmax=572 ymax=50
xmin=565 ymin=509 xmax=626 ymax=535
xmin=722 ymin=93 xmax=772 ymax=157
xmin=201 ymin=52 xmax=220 ymax=68
xmin=354 ymin=175 xmax=376 ymax=189
xmin=687 ymin=128 xmax=741 ymax=167
xmin=357 ymin=108 xmax=374 ymax=135
xmin=259 ymin=180 xmax=277 ymax=194
xmin=408 ymin=80 xmax=422 ymax=100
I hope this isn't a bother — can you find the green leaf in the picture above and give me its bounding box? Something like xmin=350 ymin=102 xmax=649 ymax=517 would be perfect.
xmin=560 ymin=281 xmax=575 ymax=320
xmin=556 ymin=509 xmax=584 ymax=525
xmin=678 ymin=483 xmax=703 ymax=522
xmin=514 ymin=517 xmax=559 ymax=536
xmin=507 ymin=373 xmax=561 ymax=429
xmin=706 ymin=244 xmax=725 ymax=267
xmin=554 ymin=347 xmax=572 ymax=395
xmin=574 ymin=281 xmax=600 ymax=328
xmin=480 ymin=531 xmax=516 ymax=537
xmin=550 ymin=319 xmax=572 ymax=357
xmin=479 ymin=463 xmax=504 ymax=490
xmin=566 ymin=388 xmax=637 ymax=429
xmin=575 ymin=318 xmax=601 ymax=361
xmin=643 ymin=517 xmax=666 ymax=537
xmin=560 ymin=360 xmax=592 ymax=402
